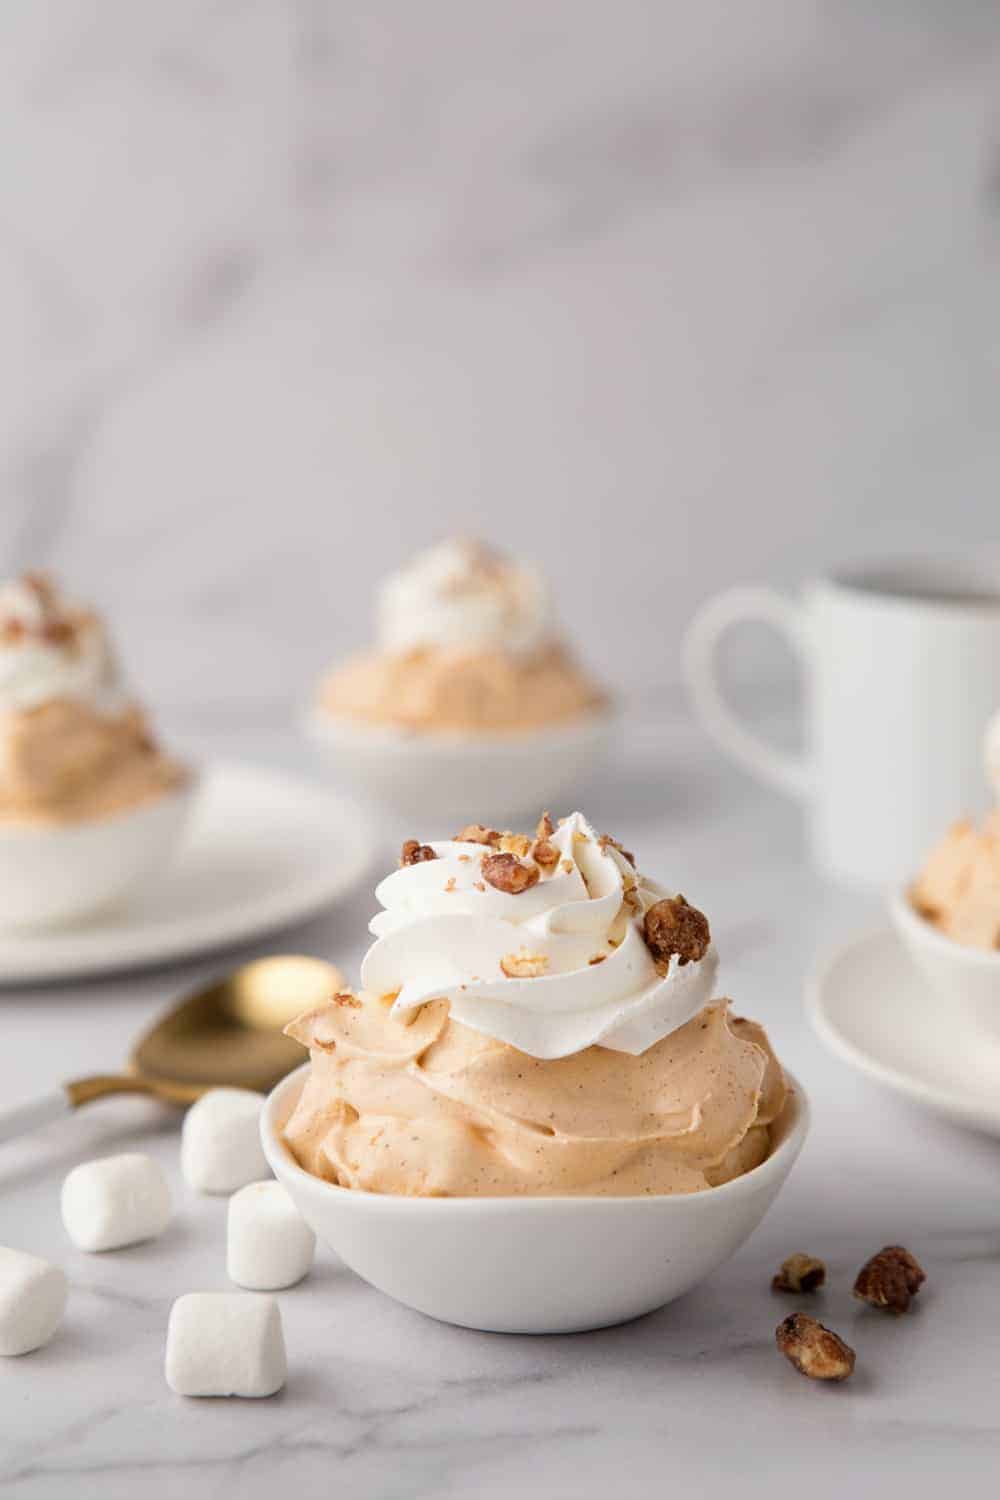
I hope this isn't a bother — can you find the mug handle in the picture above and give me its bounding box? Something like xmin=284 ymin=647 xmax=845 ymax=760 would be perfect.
xmin=682 ymin=586 xmax=813 ymax=800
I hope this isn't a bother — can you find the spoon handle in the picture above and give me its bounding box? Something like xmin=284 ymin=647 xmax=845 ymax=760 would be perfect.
xmin=0 ymin=1090 xmax=72 ymax=1145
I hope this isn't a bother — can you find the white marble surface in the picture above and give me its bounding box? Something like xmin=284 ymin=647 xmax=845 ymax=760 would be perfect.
xmin=3 ymin=1 xmax=1000 ymax=722
xmin=2 ymin=712 xmax=1000 ymax=1498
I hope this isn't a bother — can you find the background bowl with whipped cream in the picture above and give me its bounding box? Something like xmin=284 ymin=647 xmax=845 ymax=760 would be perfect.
xmin=262 ymin=812 xmax=805 ymax=1332
xmin=890 ymin=712 xmax=1000 ymax=1035
xmin=305 ymin=539 xmax=616 ymax=822
xmin=0 ymin=574 xmax=195 ymax=928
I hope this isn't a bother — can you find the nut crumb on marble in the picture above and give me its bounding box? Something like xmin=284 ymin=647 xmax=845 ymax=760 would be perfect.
xmin=853 ymin=1245 xmax=925 ymax=1314
xmin=482 ymin=851 xmax=540 ymax=894
xmin=772 ymin=1254 xmax=827 ymax=1294
xmin=642 ymin=895 xmax=710 ymax=967
xmin=500 ymin=951 xmax=549 ymax=978
xmin=400 ymin=840 xmax=436 ymax=866
xmin=776 ymin=1313 xmax=855 ymax=1382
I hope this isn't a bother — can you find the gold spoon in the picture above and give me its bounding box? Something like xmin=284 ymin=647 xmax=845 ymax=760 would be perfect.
xmin=0 ymin=955 xmax=343 ymax=1144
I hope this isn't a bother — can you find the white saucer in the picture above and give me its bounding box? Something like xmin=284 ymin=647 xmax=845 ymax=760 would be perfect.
xmin=808 ymin=928 xmax=1000 ymax=1137
xmin=0 ymin=762 xmax=376 ymax=984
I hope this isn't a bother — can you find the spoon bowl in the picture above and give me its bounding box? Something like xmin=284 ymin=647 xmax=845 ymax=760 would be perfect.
xmin=0 ymin=954 xmax=344 ymax=1141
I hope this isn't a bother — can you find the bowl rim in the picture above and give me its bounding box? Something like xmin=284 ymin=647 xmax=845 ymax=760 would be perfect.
xmin=301 ymin=702 xmax=619 ymax=753
xmin=261 ymin=1061 xmax=809 ymax=1213
xmin=0 ymin=765 xmax=200 ymax=839
xmin=888 ymin=883 xmax=1000 ymax=970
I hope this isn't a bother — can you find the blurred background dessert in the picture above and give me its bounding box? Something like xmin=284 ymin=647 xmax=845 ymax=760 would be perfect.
xmin=318 ymin=537 xmax=606 ymax=735
xmin=0 ymin=574 xmax=186 ymax=824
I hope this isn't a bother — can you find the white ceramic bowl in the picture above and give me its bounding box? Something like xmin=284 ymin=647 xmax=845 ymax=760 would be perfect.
xmin=889 ymin=884 xmax=1000 ymax=1035
xmin=261 ymin=1064 xmax=809 ymax=1334
xmin=0 ymin=776 xmax=198 ymax=930
xmin=303 ymin=708 xmax=617 ymax=825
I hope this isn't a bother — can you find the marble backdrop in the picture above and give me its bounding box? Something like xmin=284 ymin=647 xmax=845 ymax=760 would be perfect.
xmin=3 ymin=0 xmax=999 ymax=729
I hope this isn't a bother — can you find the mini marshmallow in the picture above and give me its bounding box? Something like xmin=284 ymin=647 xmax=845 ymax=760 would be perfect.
xmin=227 ymin=1181 xmax=316 ymax=1291
xmin=165 ymin=1292 xmax=286 ymax=1398
xmin=0 ymin=1247 xmax=67 ymax=1356
xmin=61 ymin=1152 xmax=171 ymax=1253
xmin=181 ymin=1088 xmax=269 ymax=1195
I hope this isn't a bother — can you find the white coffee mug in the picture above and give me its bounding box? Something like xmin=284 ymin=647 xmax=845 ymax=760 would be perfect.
xmin=683 ymin=561 xmax=1000 ymax=887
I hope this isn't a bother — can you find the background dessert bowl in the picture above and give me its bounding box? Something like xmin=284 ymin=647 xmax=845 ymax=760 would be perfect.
xmin=0 ymin=772 xmax=198 ymax=929
xmin=889 ymin=884 xmax=1000 ymax=1037
xmin=262 ymin=1062 xmax=808 ymax=1334
xmin=303 ymin=704 xmax=617 ymax=823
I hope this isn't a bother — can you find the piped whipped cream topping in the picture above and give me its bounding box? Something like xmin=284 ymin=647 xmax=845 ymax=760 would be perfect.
xmin=0 ymin=575 xmax=125 ymax=714
xmin=360 ymin=812 xmax=719 ymax=1059
xmin=375 ymin=538 xmax=550 ymax=657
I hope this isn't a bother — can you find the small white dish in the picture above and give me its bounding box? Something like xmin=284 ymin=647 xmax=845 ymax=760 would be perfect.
xmin=0 ymin=762 xmax=375 ymax=984
xmin=808 ymin=927 xmax=1000 ymax=1137
xmin=261 ymin=1063 xmax=808 ymax=1335
xmin=0 ymin=777 xmax=197 ymax=930
xmin=888 ymin=885 xmax=1000 ymax=1036
xmin=304 ymin=708 xmax=617 ymax=824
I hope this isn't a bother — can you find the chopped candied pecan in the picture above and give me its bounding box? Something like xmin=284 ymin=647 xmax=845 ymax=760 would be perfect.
xmin=482 ymin=851 xmax=539 ymax=894
xmin=498 ymin=832 xmax=532 ymax=858
xmin=472 ymin=880 xmax=485 ymax=892
xmin=536 ymin=811 xmax=555 ymax=840
xmin=1 ymin=618 xmax=25 ymax=643
xmin=560 ymin=859 xmax=574 ymax=874
xmin=400 ymin=840 xmax=437 ymax=867
xmin=500 ymin=951 xmax=549 ymax=978
xmin=444 ymin=876 xmax=457 ymax=892
xmin=454 ymin=823 xmax=500 ymax=846
xmin=533 ymin=840 xmax=559 ymax=869
xmin=598 ymin=833 xmax=635 ymax=867
xmin=41 ymin=619 xmax=74 ymax=646
xmin=642 ymin=895 xmax=710 ymax=967
xmin=776 ymin=1314 xmax=855 ymax=1382
xmin=853 ymin=1246 xmax=925 ymax=1314
xmin=588 ymin=953 xmax=607 ymax=965
xmin=333 ymin=991 xmax=362 ymax=1008
xmin=772 ymin=1254 xmax=827 ymax=1294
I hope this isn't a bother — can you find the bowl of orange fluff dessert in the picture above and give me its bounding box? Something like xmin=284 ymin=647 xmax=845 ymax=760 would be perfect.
xmin=0 ymin=574 xmax=195 ymax=927
xmin=261 ymin=812 xmax=806 ymax=1332
xmin=306 ymin=539 xmax=614 ymax=821
xmin=891 ymin=711 xmax=1000 ymax=1030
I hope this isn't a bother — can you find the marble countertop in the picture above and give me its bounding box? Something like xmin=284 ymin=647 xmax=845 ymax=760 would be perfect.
xmin=3 ymin=715 xmax=999 ymax=1500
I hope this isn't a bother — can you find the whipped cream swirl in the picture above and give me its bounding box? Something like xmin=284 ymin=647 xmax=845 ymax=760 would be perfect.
xmin=375 ymin=538 xmax=550 ymax=657
xmin=0 ymin=576 xmax=125 ymax=714
xmin=361 ymin=812 xmax=719 ymax=1059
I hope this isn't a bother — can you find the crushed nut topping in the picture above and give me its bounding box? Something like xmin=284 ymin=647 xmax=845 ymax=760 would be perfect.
xmin=498 ymin=832 xmax=532 ymax=858
xmin=333 ymin=991 xmax=362 ymax=1008
xmin=598 ymin=833 xmax=635 ymax=867
xmin=588 ymin=954 xmax=607 ymax=965
xmin=536 ymin=812 xmax=555 ymax=841
xmin=454 ymin=823 xmax=500 ymax=846
xmin=533 ymin=839 xmax=559 ymax=869
xmin=776 ymin=1314 xmax=855 ymax=1382
xmin=773 ymin=1254 xmax=827 ymax=1294
xmin=444 ymin=876 xmax=456 ymax=892
xmin=400 ymin=840 xmax=436 ymax=867
xmin=500 ymin=951 xmax=549 ymax=978
xmin=642 ymin=895 xmax=711 ymax=967
xmin=482 ymin=851 xmax=540 ymax=894
xmin=853 ymin=1246 xmax=925 ymax=1314
xmin=473 ymin=880 xmax=485 ymax=892
xmin=561 ymin=859 xmax=574 ymax=874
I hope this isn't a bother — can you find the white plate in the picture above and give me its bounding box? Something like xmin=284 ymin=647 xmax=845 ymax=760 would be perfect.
xmin=808 ymin=927 xmax=1000 ymax=1137
xmin=0 ymin=762 xmax=376 ymax=984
